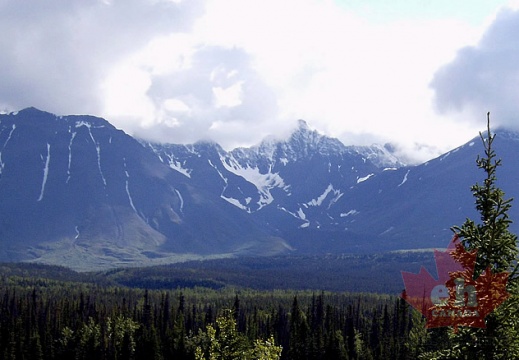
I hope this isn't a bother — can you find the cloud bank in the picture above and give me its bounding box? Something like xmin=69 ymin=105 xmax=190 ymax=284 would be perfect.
xmin=1 ymin=0 xmax=516 ymax=163
xmin=431 ymin=8 xmax=519 ymax=129
xmin=0 ymin=0 xmax=204 ymax=115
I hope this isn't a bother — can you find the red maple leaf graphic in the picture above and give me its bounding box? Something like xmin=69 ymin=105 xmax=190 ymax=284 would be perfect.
xmin=401 ymin=235 xmax=510 ymax=330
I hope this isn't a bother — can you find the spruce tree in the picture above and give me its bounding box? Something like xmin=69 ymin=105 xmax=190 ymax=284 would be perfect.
xmin=423 ymin=113 xmax=519 ymax=359
xmin=455 ymin=113 xmax=518 ymax=277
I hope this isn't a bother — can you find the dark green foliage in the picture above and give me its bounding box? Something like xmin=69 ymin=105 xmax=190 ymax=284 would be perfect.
xmin=101 ymin=252 xmax=436 ymax=294
xmin=422 ymin=114 xmax=519 ymax=359
xmin=0 ymin=229 xmax=439 ymax=359
xmin=0 ymin=251 xmax=436 ymax=294
xmin=455 ymin=114 xmax=518 ymax=276
xmin=0 ymin=269 xmax=416 ymax=359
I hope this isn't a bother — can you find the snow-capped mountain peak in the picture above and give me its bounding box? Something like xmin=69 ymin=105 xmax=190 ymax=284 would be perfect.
xmin=11 ymin=108 xmax=505 ymax=270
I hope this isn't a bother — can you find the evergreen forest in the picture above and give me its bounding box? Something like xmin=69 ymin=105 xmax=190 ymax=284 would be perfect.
xmin=0 ymin=263 xmax=419 ymax=359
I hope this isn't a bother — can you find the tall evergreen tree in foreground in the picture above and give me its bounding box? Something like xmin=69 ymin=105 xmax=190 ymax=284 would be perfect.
xmin=423 ymin=113 xmax=519 ymax=359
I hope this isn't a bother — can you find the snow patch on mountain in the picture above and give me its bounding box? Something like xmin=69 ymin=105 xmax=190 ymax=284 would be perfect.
xmin=357 ymin=174 xmax=374 ymax=183
xmin=0 ymin=124 xmax=16 ymax=175
xmin=398 ymin=170 xmax=410 ymax=187
xmin=208 ymin=159 xmax=250 ymax=210
xmin=77 ymin=121 xmax=106 ymax=186
xmin=164 ymin=154 xmax=191 ymax=178
xmin=174 ymin=189 xmax=184 ymax=213
xmin=209 ymin=159 xmax=227 ymax=184
xmin=307 ymin=184 xmax=343 ymax=209
xmin=123 ymin=159 xmax=137 ymax=213
xmin=341 ymin=209 xmax=359 ymax=217
xmin=278 ymin=205 xmax=308 ymax=224
xmin=222 ymin=196 xmax=249 ymax=211
xmin=66 ymin=130 xmax=77 ymax=183
xmin=145 ymin=143 xmax=192 ymax=178
xmin=220 ymin=154 xmax=288 ymax=210
xmin=37 ymin=143 xmax=51 ymax=202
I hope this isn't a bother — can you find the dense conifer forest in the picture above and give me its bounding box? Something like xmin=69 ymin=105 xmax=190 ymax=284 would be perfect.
xmin=103 ymin=252 xmax=437 ymax=294
xmin=0 ymin=261 xmax=426 ymax=359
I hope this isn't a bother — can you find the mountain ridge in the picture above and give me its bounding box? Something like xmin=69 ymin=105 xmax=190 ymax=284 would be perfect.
xmin=1 ymin=107 xmax=518 ymax=270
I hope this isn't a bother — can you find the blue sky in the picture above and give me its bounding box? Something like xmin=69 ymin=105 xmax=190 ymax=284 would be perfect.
xmin=0 ymin=0 xmax=518 ymax=163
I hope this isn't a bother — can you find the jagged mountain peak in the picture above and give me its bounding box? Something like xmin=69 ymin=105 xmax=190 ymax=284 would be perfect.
xmin=223 ymin=120 xmax=350 ymax=172
xmin=190 ymin=139 xmax=226 ymax=155
xmin=5 ymin=106 xmax=519 ymax=270
xmin=288 ymin=120 xmax=344 ymax=153
xmin=350 ymin=143 xmax=406 ymax=168
xmin=296 ymin=119 xmax=310 ymax=130
xmin=223 ymin=119 xmax=408 ymax=175
xmin=235 ymin=119 xmax=345 ymax=163
xmin=7 ymin=107 xmax=497 ymax=270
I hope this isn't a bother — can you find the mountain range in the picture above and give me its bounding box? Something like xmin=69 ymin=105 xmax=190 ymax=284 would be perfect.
xmin=0 ymin=107 xmax=517 ymax=271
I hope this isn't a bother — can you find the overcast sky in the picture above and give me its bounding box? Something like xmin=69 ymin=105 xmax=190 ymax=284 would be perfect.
xmin=1 ymin=0 xmax=519 ymax=163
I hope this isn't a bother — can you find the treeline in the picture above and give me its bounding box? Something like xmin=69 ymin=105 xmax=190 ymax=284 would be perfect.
xmin=104 ymin=252 xmax=436 ymax=294
xmin=0 ymin=273 xmax=421 ymax=359
xmin=0 ymin=251 xmax=437 ymax=295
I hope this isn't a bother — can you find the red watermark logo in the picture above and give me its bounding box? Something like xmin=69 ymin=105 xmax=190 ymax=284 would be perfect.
xmin=401 ymin=235 xmax=510 ymax=330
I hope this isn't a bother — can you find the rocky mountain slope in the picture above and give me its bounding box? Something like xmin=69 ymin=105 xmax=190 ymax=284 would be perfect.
xmin=1 ymin=108 xmax=517 ymax=270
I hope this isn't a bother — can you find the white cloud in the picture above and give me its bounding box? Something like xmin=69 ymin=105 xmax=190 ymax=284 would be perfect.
xmin=0 ymin=0 xmax=204 ymax=114
xmin=212 ymin=81 xmax=243 ymax=108
xmin=431 ymin=7 xmax=519 ymax=131
xmin=0 ymin=0 xmax=516 ymax=163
